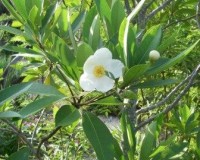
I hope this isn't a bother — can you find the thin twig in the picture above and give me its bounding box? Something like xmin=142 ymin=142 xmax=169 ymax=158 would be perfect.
xmin=136 ymin=74 xmax=190 ymax=115
xmin=1 ymin=119 xmax=38 ymax=158
xmin=31 ymin=109 xmax=45 ymax=144
xmin=196 ymin=1 xmax=200 ymax=28
xmin=146 ymin=0 xmax=174 ymax=20
xmin=56 ymin=65 xmax=77 ymax=105
xmin=37 ymin=126 xmax=61 ymax=157
xmin=136 ymin=64 xmax=200 ymax=131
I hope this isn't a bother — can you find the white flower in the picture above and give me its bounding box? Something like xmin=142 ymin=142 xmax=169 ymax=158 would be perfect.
xmin=149 ymin=50 xmax=160 ymax=61
xmin=79 ymin=48 xmax=124 ymax=92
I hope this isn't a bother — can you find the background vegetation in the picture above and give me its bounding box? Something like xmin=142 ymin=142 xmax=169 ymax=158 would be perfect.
xmin=0 ymin=0 xmax=200 ymax=160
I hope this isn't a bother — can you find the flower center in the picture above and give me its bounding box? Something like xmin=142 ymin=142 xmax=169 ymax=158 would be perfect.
xmin=93 ymin=65 xmax=105 ymax=78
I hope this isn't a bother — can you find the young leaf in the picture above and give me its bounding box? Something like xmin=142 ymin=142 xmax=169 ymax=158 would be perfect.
xmin=82 ymin=112 xmax=114 ymax=160
xmin=94 ymin=0 xmax=111 ymax=21
xmin=55 ymin=105 xmax=80 ymax=127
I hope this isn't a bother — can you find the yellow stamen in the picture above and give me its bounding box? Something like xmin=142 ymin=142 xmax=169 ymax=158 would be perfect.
xmin=93 ymin=65 xmax=105 ymax=78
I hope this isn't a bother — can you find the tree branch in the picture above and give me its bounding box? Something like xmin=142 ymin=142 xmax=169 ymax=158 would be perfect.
xmin=146 ymin=0 xmax=174 ymax=20
xmin=196 ymin=0 xmax=200 ymax=28
xmin=37 ymin=126 xmax=61 ymax=157
xmin=1 ymin=119 xmax=38 ymax=159
xmin=136 ymin=73 xmax=190 ymax=115
xmin=135 ymin=64 xmax=200 ymax=131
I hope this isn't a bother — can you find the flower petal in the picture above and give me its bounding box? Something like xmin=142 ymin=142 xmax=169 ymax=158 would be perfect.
xmin=94 ymin=48 xmax=112 ymax=60
xmin=79 ymin=73 xmax=95 ymax=91
xmin=107 ymin=59 xmax=124 ymax=78
xmin=94 ymin=76 xmax=115 ymax=92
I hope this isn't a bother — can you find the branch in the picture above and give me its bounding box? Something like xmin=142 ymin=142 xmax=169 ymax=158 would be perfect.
xmin=37 ymin=126 xmax=61 ymax=157
xmin=146 ymin=0 xmax=174 ymax=20
xmin=136 ymin=74 xmax=190 ymax=115
xmin=164 ymin=15 xmax=197 ymax=29
xmin=196 ymin=1 xmax=200 ymax=28
xmin=1 ymin=119 xmax=38 ymax=159
xmin=135 ymin=64 xmax=200 ymax=131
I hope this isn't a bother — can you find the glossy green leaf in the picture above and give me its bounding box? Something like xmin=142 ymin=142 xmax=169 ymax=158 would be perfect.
xmin=40 ymin=2 xmax=57 ymax=35
xmin=55 ymin=105 xmax=80 ymax=127
xmin=111 ymin=0 xmax=125 ymax=34
xmin=145 ymin=40 xmax=199 ymax=75
xmin=0 ymin=82 xmax=65 ymax=106
xmin=11 ymin=0 xmax=28 ymax=20
xmin=132 ymin=79 xmax=179 ymax=89
xmin=0 ymin=83 xmax=33 ymax=106
xmin=120 ymin=110 xmax=136 ymax=159
xmin=94 ymin=0 xmax=111 ymax=21
xmin=28 ymin=82 xmax=65 ymax=97
xmin=0 ymin=111 xmax=21 ymax=119
xmin=19 ymin=96 xmax=61 ymax=118
xmin=0 ymin=25 xmax=26 ymax=36
xmin=89 ymin=15 xmax=101 ymax=50
xmin=139 ymin=121 xmax=157 ymax=160
xmin=92 ymin=96 xmax=122 ymax=106
xmin=76 ymin=42 xmax=93 ymax=67
xmin=82 ymin=112 xmax=114 ymax=160
xmin=122 ymin=64 xmax=150 ymax=87
xmin=8 ymin=147 xmax=30 ymax=160
xmin=0 ymin=45 xmax=41 ymax=55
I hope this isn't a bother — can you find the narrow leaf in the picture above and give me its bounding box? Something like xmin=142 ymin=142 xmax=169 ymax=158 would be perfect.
xmin=82 ymin=112 xmax=114 ymax=160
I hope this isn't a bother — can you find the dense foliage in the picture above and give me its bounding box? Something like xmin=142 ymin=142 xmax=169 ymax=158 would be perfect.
xmin=0 ymin=0 xmax=200 ymax=159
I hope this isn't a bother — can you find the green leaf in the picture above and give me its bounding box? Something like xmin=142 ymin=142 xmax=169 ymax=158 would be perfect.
xmin=28 ymin=82 xmax=65 ymax=97
xmin=82 ymin=112 xmax=114 ymax=160
xmin=0 ymin=25 xmax=26 ymax=36
xmin=11 ymin=0 xmax=28 ymax=20
xmin=8 ymin=147 xmax=30 ymax=160
xmin=0 ymin=111 xmax=21 ymax=119
xmin=76 ymin=42 xmax=93 ymax=67
xmin=40 ymin=2 xmax=57 ymax=35
xmin=0 ymin=45 xmax=41 ymax=55
xmin=139 ymin=122 xmax=157 ymax=160
xmin=92 ymin=96 xmax=122 ymax=106
xmin=122 ymin=64 xmax=150 ymax=87
xmin=89 ymin=15 xmax=101 ymax=50
xmin=146 ymin=40 xmax=199 ymax=75
xmin=113 ymin=138 xmax=124 ymax=160
xmin=111 ymin=0 xmax=125 ymax=34
xmin=0 ymin=83 xmax=33 ymax=106
xmin=133 ymin=79 xmax=179 ymax=89
xmin=120 ymin=110 xmax=136 ymax=159
xmin=55 ymin=105 xmax=80 ymax=127
xmin=94 ymin=0 xmax=111 ymax=21
xmin=19 ymin=96 xmax=61 ymax=118
xmin=0 ymin=82 xmax=65 ymax=106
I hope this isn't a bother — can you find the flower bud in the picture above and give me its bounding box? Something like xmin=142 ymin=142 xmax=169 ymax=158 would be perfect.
xmin=149 ymin=50 xmax=160 ymax=61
